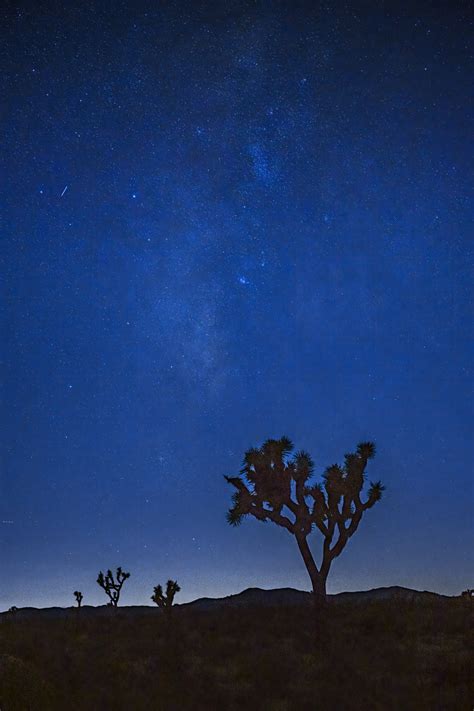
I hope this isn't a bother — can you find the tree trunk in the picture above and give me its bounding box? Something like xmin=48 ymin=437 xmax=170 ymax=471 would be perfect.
xmin=295 ymin=534 xmax=329 ymax=649
xmin=312 ymin=574 xmax=327 ymax=608
xmin=295 ymin=534 xmax=327 ymax=606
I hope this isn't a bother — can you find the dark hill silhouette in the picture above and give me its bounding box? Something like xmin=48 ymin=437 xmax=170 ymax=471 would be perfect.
xmin=1 ymin=585 xmax=449 ymax=619
xmin=331 ymin=585 xmax=446 ymax=603
xmin=183 ymin=585 xmax=447 ymax=611
xmin=183 ymin=586 xmax=311 ymax=611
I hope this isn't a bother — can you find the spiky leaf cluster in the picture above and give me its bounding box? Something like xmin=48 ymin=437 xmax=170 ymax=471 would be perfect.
xmin=225 ymin=436 xmax=384 ymax=568
xmin=240 ymin=437 xmax=294 ymax=511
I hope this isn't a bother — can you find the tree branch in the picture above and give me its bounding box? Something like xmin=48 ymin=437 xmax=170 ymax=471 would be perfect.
xmin=259 ymin=503 xmax=295 ymax=533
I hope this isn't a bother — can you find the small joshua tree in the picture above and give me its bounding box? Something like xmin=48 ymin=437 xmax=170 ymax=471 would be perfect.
xmin=225 ymin=437 xmax=384 ymax=606
xmin=97 ymin=567 xmax=130 ymax=607
xmin=151 ymin=579 xmax=181 ymax=612
xmin=73 ymin=591 xmax=83 ymax=608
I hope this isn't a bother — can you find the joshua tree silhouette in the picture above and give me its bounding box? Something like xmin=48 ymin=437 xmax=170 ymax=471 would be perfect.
xmin=96 ymin=567 xmax=130 ymax=607
xmin=225 ymin=437 xmax=384 ymax=605
xmin=73 ymin=590 xmax=83 ymax=608
xmin=151 ymin=579 xmax=181 ymax=611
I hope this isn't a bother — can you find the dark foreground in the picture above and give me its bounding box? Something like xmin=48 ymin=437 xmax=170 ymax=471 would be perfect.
xmin=0 ymin=599 xmax=471 ymax=710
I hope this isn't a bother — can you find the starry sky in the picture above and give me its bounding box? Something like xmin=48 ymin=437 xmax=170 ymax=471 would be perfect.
xmin=1 ymin=1 xmax=472 ymax=609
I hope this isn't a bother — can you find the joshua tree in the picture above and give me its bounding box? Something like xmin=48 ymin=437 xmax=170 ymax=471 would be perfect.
xmin=73 ymin=591 xmax=83 ymax=608
xmin=151 ymin=579 xmax=181 ymax=611
xmin=225 ymin=437 xmax=384 ymax=605
xmin=97 ymin=567 xmax=130 ymax=607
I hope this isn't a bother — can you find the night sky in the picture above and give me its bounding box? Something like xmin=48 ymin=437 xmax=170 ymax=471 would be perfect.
xmin=2 ymin=1 xmax=472 ymax=609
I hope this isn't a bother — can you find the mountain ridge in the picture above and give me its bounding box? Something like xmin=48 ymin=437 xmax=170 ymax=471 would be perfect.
xmin=1 ymin=585 xmax=451 ymax=617
xmin=182 ymin=584 xmax=449 ymax=610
